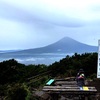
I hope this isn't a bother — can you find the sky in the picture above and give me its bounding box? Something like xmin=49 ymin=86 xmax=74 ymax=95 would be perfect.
xmin=0 ymin=0 xmax=100 ymax=50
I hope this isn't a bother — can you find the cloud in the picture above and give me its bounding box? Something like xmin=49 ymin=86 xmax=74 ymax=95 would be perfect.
xmin=0 ymin=1 xmax=41 ymax=23
xmin=0 ymin=0 xmax=85 ymax=28
xmin=0 ymin=0 xmax=100 ymax=50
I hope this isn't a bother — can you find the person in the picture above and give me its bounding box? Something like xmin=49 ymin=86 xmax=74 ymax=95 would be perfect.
xmin=76 ymin=69 xmax=85 ymax=87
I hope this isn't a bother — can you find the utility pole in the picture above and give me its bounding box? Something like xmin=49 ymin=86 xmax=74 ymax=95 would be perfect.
xmin=97 ymin=40 xmax=100 ymax=78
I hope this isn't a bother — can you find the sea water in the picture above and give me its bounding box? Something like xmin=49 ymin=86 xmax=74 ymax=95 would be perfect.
xmin=0 ymin=53 xmax=73 ymax=65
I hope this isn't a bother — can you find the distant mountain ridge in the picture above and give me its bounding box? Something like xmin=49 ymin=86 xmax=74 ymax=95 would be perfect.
xmin=2 ymin=37 xmax=97 ymax=54
xmin=0 ymin=50 xmax=21 ymax=53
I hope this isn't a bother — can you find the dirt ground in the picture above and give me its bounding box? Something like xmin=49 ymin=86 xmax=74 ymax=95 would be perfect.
xmin=88 ymin=78 xmax=100 ymax=100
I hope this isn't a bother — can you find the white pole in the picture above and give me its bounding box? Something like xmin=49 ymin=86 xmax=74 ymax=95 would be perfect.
xmin=97 ymin=40 xmax=100 ymax=78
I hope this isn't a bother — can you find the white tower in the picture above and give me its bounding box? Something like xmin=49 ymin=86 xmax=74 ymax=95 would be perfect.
xmin=97 ymin=40 xmax=100 ymax=78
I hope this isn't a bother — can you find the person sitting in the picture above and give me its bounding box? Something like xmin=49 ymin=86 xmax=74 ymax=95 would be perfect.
xmin=76 ymin=69 xmax=85 ymax=87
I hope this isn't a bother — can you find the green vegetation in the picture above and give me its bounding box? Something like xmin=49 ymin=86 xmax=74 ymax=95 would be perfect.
xmin=49 ymin=52 xmax=97 ymax=78
xmin=0 ymin=52 xmax=98 ymax=99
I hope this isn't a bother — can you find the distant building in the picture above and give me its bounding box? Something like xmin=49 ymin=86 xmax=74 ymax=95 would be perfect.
xmin=97 ymin=40 xmax=100 ymax=78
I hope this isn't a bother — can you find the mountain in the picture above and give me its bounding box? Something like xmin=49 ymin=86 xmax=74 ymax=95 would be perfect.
xmin=0 ymin=50 xmax=21 ymax=53
xmin=4 ymin=37 xmax=97 ymax=54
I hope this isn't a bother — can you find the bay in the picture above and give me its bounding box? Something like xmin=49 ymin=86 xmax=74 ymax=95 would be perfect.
xmin=0 ymin=53 xmax=74 ymax=65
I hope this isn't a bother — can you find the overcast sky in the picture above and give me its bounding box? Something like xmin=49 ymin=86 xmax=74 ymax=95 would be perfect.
xmin=0 ymin=0 xmax=100 ymax=50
